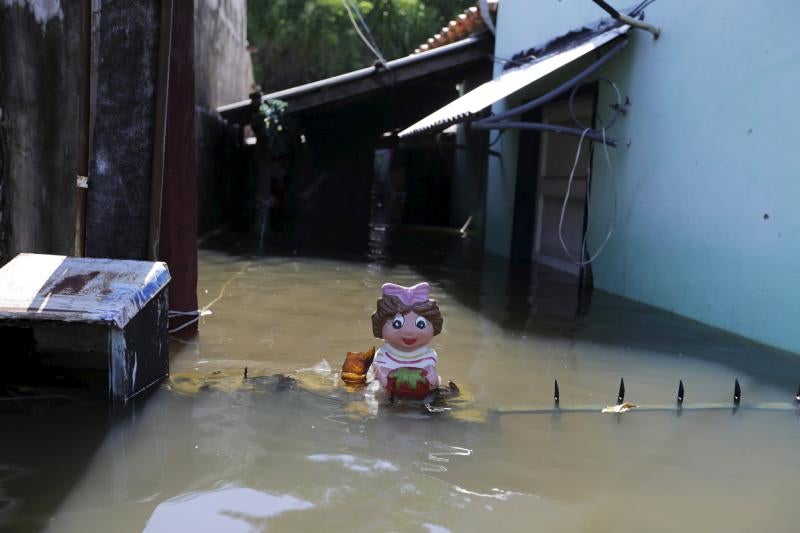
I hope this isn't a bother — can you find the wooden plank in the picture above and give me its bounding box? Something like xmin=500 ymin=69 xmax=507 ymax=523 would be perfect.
xmin=86 ymin=0 xmax=160 ymax=260
xmin=158 ymin=0 xmax=198 ymax=334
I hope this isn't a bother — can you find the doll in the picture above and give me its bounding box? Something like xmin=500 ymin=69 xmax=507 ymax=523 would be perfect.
xmin=367 ymin=282 xmax=443 ymax=400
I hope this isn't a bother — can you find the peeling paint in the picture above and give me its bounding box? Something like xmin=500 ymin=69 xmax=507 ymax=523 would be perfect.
xmin=131 ymin=350 xmax=138 ymax=392
xmin=0 ymin=254 xmax=171 ymax=328
xmin=0 ymin=0 xmax=63 ymax=27
xmin=110 ymin=328 xmax=127 ymax=400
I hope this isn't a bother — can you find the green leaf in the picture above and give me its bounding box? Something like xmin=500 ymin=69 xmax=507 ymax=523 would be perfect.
xmin=391 ymin=367 xmax=427 ymax=388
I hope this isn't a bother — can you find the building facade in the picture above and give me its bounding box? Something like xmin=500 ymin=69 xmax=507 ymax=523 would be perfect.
xmin=483 ymin=0 xmax=800 ymax=353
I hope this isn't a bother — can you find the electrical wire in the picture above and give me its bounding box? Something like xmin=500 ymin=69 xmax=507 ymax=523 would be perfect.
xmin=348 ymin=0 xmax=385 ymax=63
xmin=557 ymin=126 xmax=617 ymax=267
xmin=488 ymin=129 xmax=505 ymax=148
xmin=479 ymin=39 xmax=628 ymax=125
xmin=557 ymin=77 xmax=622 ymax=266
xmin=630 ymin=0 xmax=658 ymax=17
xmin=342 ymin=0 xmax=387 ymax=67
xmin=489 ymin=54 xmax=531 ymax=68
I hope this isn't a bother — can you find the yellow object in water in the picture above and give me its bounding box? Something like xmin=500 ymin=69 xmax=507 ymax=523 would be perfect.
xmin=165 ymin=361 xmax=485 ymax=423
xmin=601 ymin=402 xmax=637 ymax=413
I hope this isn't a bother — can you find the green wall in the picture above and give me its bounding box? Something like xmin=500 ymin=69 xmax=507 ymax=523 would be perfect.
xmin=488 ymin=0 xmax=800 ymax=353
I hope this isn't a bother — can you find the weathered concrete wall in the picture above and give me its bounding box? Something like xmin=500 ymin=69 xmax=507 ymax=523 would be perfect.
xmin=194 ymin=0 xmax=253 ymax=234
xmin=0 ymin=0 xmax=79 ymax=265
xmin=195 ymin=0 xmax=253 ymax=110
xmin=0 ymin=0 xmax=254 ymax=260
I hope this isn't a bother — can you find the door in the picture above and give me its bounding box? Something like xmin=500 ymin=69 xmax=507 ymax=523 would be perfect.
xmin=532 ymin=95 xmax=594 ymax=276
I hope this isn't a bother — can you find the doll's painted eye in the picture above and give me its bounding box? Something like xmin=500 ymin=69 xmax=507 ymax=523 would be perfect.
xmin=391 ymin=314 xmax=404 ymax=329
xmin=415 ymin=316 xmax=427 ymax=329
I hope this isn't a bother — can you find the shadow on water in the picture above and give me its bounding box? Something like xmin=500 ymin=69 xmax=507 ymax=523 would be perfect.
xmin=201 ymin=220 xmax=800 ymax=393
xmin=0 ymin=386 xmax=161 ymax=533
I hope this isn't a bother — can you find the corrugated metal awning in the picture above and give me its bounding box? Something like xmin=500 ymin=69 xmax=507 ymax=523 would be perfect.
xmin=398 ymin=24 xmax=630 ymax=138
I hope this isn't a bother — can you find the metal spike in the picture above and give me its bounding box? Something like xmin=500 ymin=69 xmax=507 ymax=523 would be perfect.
xmin=677 ymin=380 xmax=684 ymax=407
xmin=554 ymin=380 xmax=560 ymax=405
xmin=617 ymin=378 xmax=625 ymax=405
xmin=733 ymin=379 xmax=741 ymax=406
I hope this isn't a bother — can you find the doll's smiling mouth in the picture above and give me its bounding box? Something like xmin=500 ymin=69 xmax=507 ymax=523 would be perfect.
xmin=401 ymin=338 xmax=417 ymax=346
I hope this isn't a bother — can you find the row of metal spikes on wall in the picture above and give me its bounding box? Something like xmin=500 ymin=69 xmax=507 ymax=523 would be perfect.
xmin=490 ymin=378 xmax=800 ymax=415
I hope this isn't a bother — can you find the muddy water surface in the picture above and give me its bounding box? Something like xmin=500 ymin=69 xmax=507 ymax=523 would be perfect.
xmin=2 ymin=229 xmax=799 ymax=532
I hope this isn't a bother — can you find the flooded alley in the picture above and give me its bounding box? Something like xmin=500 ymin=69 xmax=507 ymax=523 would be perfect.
xmin=2 ymin=228 xmax=799 ymax=532
xmin=2 ymin=1 xmax=799 ymax=532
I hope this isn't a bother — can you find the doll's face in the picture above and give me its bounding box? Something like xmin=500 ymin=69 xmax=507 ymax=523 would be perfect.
xmin=381 ymin=311 xmax=434 ymax=352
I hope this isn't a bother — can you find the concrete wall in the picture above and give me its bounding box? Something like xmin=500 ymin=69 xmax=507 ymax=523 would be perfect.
xmin=194 ymin=0 xmax=254 ymax=234
xmin=0 ymin=0 xmax=79 ymax=264
xmin=488 ymin=0 xmax=800 ymax=353
xmin=194 ymin=0 xmax=253 ymax=110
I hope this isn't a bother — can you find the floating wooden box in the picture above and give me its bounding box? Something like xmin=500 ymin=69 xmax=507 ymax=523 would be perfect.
xmin=0 ymin=254 xmax=171 ymax=401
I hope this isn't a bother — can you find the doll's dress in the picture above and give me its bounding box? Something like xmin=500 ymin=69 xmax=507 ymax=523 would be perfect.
xmin=370 ymin=343 xmax=439 ymax=399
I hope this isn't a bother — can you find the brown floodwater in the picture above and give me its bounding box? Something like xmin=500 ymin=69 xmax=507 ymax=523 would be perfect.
xmin=2 ymin=227 xmax=799 ymax=532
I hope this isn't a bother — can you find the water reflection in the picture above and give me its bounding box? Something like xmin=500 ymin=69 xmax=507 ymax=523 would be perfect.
xmin=143 ymin=485 xmax=313 ymax=533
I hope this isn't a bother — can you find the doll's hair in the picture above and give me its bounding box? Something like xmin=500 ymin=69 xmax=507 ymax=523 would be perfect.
xmin=371 ymin=294 xmax=443 ymax=338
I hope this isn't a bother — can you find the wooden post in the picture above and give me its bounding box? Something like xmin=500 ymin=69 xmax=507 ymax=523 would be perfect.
xmin=159 ymin=0 xmax=198 ymax=334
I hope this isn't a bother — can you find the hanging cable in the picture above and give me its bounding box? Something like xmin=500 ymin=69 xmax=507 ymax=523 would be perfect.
xmin=488 ymin=129 xmax=506 ymax=148
xmin=342 ymin=0 xmax=387 ymax=66
xmin=557 ymin=77 xmax=622 ymax=266
xmin=348 ymin=0 xmax=385 ymax=62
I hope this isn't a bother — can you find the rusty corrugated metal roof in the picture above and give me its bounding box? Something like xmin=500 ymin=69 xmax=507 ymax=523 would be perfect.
xmin=412 ymin=2 xmax=497 ymax=55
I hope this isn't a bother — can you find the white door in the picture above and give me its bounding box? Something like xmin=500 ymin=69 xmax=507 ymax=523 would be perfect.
xmin=533 ymin=96 xmax=593 ymax=276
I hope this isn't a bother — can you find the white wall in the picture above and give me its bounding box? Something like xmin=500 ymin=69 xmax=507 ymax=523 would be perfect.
xmin=489 ymin=0 xmax=800 ymax=353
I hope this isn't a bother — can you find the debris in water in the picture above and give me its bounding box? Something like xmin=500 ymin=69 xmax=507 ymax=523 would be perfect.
xmin=302 ymin=359 xmax=331 ymax=375
xmin=602 ymin=402 xmax=637 ymax=413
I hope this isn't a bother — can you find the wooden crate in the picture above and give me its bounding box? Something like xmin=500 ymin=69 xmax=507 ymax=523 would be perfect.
xmin=0 ymin=254 xmax=171 ymax=401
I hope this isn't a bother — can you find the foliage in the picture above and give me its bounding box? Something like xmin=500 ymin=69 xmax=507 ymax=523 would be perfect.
xmin=257 ymin=98 xmax=290 ymax=151
xmin=247 ymin=0 xmax=476 ymax=93
xmin=259 ymin=98 xmax=288 ymax=132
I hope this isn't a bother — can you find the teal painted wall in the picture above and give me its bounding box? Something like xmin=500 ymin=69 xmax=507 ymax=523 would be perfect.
xmin=484 ymin=0 xmax=600 ymax=256
xmin=489 ymin=0 xmax=800 ymax=353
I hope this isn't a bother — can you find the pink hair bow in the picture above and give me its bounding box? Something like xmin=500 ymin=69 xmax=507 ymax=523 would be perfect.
xmin=381 ymin=282 xmax=430 ymax=306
